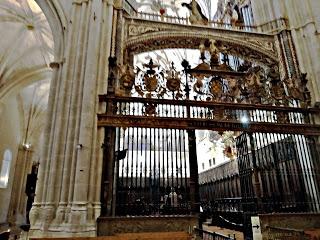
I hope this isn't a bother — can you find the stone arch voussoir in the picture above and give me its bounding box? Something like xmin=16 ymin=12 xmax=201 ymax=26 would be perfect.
xmin=126 ymin=31 xmax=278 ymax=68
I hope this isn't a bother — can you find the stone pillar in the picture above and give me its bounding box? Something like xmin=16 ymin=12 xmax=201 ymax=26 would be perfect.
xmin=93 ymin=0 xmax=115 ymax=221
xmin=7 ymin=148 xmax=34 ymax=225
xmin=29 ymin=0 xmax=113 ymax=237
xmin=251 ymin=0 xmax=320 ymax=104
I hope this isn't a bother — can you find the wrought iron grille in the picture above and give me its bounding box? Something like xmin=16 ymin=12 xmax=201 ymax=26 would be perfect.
xmin=114 ymin=127 xmax=192 ymax=216
xmin=198 ymin=132 xmax=320 ymax=238
xmin=98 ymin=95 xmax=320 ymax=135
xmin=237 ymin=132 xmax=320 ymax=213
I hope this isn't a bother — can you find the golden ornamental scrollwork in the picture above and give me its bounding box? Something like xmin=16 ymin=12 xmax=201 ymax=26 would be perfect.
xmin=144 ymin=103 xmax=157 ymax=116
xmin=116 ymin=40 xmax=310 ymax=107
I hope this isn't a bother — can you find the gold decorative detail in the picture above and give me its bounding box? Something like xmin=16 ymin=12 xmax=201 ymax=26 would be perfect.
xmin=165 ymin=62 xmax=181 ymax=92
xmin=213 ymin=107 xmax=225 ymax=120
xmin=210 ymin=79 xmax=223 ymax=97
xmin=144 ymin=103 xmax=157 ymax=116
xmin=120 ymin=65 xmax=135 ymax=90
xmin=193 ymin=79 xmax=204 ymax=94
xmin=277 ymin=112 xmax=289 ymax=124
xmin=144 ymin=75 xmax=158 ymax=92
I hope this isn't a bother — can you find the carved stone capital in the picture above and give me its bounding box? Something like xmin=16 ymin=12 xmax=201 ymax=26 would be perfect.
xmin=103 ymin=0 xmax=114 ymax=5
xmin=72 ymin=0 xmax=91 ymax=5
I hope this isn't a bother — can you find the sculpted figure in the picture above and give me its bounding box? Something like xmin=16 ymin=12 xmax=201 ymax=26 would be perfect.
xmin=182 ymin=0 xmax=208 ymax=25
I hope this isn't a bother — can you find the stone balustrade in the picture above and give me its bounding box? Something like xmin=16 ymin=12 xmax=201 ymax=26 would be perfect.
xmin=129 ymin=11 xmax=288 ymax=34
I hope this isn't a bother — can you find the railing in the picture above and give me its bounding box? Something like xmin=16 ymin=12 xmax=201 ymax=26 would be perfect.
xmin=194 ymin=227 xmax=236 ymax=240
xmin=123 ymin=0 xmax=137 ymax=16
xmin=98 ymin=95 xmax=320 ymax=135
xmin=129 ymin=11 xmax=288 ymax=34
xmin=133 ymin=12 xmax=189 ymax=25
xmin=257 ymin=18 xmax=288 ymax=33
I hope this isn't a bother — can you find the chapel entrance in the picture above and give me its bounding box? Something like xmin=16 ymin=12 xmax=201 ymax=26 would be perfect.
xmin=97 ymin=38 xmax=320 ymax=237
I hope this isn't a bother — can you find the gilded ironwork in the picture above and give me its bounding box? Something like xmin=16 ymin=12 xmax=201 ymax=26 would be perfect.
xmin=119 ymin=39 xmax=311 ymax=107
xmin=97 ymin=114 xmax=320 ymax=135
xmin=98 ymin=95 xmax=320 ymax=135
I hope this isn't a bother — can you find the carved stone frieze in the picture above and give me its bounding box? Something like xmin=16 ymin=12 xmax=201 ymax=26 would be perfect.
xmin=125 ymin=34 xmax=278 ymax=68
xmin=124 ymin=17 xmax=278 ymax=67
xmin=127 ymin=36 xmax=202 ymax=54
xmin=215 ymin=41 xmax=278 ymax=68
xmin=245 ymin=39 xmax=276 ymax=54
xmin=128 ymin=25 xmax=161 ymax=37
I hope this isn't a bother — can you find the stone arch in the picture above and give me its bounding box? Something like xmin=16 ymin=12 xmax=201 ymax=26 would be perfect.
xmin=34 ymin=0 xmax=67 ymax=61
xmin=0 ymin=67 xmax=52 ymax=100
xmin=125 ymin=31 xmax=278 ymax=68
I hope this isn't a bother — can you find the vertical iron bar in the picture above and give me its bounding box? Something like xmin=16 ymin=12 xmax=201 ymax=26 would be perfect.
xmin=144 ymin=128 xmax=147 ymax=205
xmin=171 ymin=128 xmax=174 ymax=188
xmin=296 ymin=134 xmax=313 ymax=211
xmin=126 ymin=127 xmax=130 ymax=190
xmin=136 ymin=127 xmax=139 ymax=189
xmin=121 ymin=128 xmax=125 ymax=197
xmin=149 ymin=127 xmax=152 ymax=209
xmin=303 ymin=135 xmax=318 ymax=211
xmin=153 ymin=127 xmax=156 ymax=214
xmin=130 ymin=127 xmax=134 ymax=213
xmin=158 ymin=128 xmax=161 ymax=213
xmin=175 ymin=128 xmax=179 ymax=189
xmin=162 ymin=128 xmax=165 ymax=189
xmin=179 ymin=129 xmax=183 ymax=188
xmin=167 ymin=129 xmax=170 ymax=190
xmin=183 ymin=130 xmax=188 ymax=205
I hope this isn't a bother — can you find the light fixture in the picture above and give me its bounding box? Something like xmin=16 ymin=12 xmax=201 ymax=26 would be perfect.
xmin=240 ymin=114 xmax=250 ymax=129
xmin=23 ymin=143 xmax=31 ymax=150
xmin=240 ymin=115 xmax=249 ymax=124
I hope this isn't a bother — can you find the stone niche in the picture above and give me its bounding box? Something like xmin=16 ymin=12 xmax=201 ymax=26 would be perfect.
xmin=97 ymin=216 xmax=198 ymax=236
xmin=259 ymin=213 xmax=320 ymax=240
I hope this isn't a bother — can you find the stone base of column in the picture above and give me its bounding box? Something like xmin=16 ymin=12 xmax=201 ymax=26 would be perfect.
xmin=28 ymin=202 xmax=100 ymax=238
xmin=28 ymin=228 xmax=96 ymax=239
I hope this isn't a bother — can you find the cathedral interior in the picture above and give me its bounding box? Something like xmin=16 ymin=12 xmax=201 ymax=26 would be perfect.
xmin=0 ymin=0 xmax=319 ymax=239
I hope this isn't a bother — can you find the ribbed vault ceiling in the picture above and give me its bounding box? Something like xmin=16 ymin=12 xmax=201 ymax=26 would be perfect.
xmin=0 ymin=0 xmax=53 ymax=96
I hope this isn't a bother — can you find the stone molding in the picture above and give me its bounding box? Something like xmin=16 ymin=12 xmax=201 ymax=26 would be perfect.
xmin=124 ymin=18 xmax=278 ymax=67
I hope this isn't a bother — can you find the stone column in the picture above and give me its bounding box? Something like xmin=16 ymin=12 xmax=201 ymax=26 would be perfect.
xmin=29 ymin=60 xmax=62 ymax=231
xmin=91 ymin=0 xmax=114 ymax=222
xmin=251 ymin=0 xmax=320 ymax=104
xmin=29 ymin=0 xmax=113 ymax=237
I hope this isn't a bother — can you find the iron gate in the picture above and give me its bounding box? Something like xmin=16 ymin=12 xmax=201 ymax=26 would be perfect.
xmin=114 ymin=127 xmax=192 ymax=216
